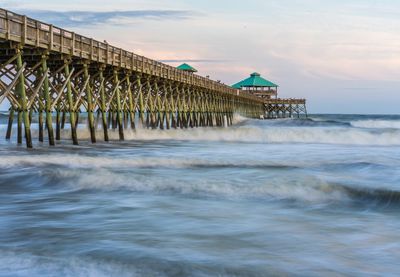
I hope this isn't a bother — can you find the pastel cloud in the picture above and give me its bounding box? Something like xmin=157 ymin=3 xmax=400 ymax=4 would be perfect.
xmin=1 ymin=0 xmax=399 ymax=113
xmin=17 ymin=10 xmax=198 ymax=27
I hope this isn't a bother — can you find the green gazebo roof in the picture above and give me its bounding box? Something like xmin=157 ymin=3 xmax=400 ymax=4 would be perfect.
xmin=177 ymin=63 xmax=198 ymax=73
xmin=232 ymin=72 xmax=278 ymax=89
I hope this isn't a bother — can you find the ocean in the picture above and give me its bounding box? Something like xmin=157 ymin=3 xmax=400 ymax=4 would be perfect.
xmin=0 ymin=113 xmax=399 ymax=276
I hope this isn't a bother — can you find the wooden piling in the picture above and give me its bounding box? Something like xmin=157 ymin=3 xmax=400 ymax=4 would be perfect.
xmin=83 ymin=63 xmax=96 ymax=143
xmin=5 ymin=107 xmax=14 ymax=140
xmin=99 ymin=68 xmax=109 ymax=141
xmin=64 ymin=61 xmax=78 ymax=145
xmin=60 ymin=111 xmax=65 ymax=129
xmin=17 ymin=110 xmax=22 ymax=144
xmin=137 ymin=76 xmax=145 ymax=127
xmin=38 ymin=109 xmax=44 ymax=142
xmin=56 ymin=109 xmax=61 ymax=140
xmin=126 ymin=74 xmax=135 ymax=130
xmin=15 ymin=48 xmax=32 ymax=148
xmin=41 ymin=55 xmax=55 ymax=146
xmin=113 ymin=69 xmax=124 ymax=140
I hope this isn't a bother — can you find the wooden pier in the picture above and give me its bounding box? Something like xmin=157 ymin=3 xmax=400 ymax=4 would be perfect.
xmin=0 ymin=8 xmax=306 ymax=148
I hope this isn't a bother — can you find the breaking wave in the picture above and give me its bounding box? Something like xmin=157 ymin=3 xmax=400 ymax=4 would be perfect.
xmin=1 ymin=113 xmax=400 ymax=146
xmin=70 ymin=125 xmax=400 ymax=146
xmin=1 ymin=154 xmax=398 ymax=208
xmin=1 ymin=123 xmax=399 ymax=146
xmin=350 ymin=120 xmax=400 ymax=129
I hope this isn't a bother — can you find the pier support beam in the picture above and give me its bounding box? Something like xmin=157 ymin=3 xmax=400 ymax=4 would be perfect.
xmin=5 ymin=107 xmax=14 ymax=140
xmin=126 ymin=72 xmax=135 ymax=130
xmin=83 ymin=63 xmax=96 ymax=143
xmin=99 ymin=67 xmax=109 ymax=141
xmin=137 ymin=75 xmax=145 ymax=127
xmin=64 ymin=60 xmax=78 ymax=145
xmin=15 ymin=48 xmax=32 ymax=148
xmin=113 ymin=69 xmax=124 ymax=140
xmin=41 ymin=55 xmax=55 ymax=146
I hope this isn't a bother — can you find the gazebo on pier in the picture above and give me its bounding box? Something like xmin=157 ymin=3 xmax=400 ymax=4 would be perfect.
xmin=177 ymin=63 xmax=198 ymax=73
xmin=232 ymin=72 xmax=278 ymax=99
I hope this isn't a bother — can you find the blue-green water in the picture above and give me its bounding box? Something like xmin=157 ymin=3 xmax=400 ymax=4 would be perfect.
xmin=0 ymin=114 xmax=399 ymax=276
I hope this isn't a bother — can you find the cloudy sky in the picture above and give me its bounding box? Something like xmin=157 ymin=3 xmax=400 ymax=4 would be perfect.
xmin=1 ymin=0 xmax=400 ymax=113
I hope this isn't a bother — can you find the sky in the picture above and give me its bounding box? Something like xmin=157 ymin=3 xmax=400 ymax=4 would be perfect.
xmin=1 ymin=0 xmax=399 ymax=113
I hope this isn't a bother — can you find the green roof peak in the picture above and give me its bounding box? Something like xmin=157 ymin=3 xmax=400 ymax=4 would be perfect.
xmin=232 ymin=72 xmax=278 ymax=89
xmin=177 ymin=63 xmax=197 ymax=73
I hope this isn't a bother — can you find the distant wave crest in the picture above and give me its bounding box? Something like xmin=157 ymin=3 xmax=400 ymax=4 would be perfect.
xmin=82 ymin=125 xmax=398 ymax=146
xmin=350 ymin=120 xmax=400 ymax=129
xmin=1 ymin=120 xmax=400 ymax=145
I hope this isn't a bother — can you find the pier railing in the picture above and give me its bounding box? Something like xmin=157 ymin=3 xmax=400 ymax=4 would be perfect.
xmin=264 ymin=98 xmax=306 ymax=105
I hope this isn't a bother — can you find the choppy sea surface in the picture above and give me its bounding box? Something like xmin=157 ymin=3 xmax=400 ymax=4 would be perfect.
xmin=0 ymin=113 xmax=399 ymax=276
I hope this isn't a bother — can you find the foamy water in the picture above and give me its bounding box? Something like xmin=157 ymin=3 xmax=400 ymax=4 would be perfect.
xmin=0 ymin=114 xmax=400 ymax=276
xmin=351 ymin=119 xmax=400 ymax=129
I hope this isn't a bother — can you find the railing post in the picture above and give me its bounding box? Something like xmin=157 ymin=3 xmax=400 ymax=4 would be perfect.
xmin=71 ymin=32 xmax=75 ymax=55
xmin=49 ymin=24 xmax=53 ymax=50
xmin=21 ymin=15 xmax=27 ymax=45
xmin=35 ymin=21 xmax=40 ymax=46
xmin=90 ymin=38 xmax=93 ymax=60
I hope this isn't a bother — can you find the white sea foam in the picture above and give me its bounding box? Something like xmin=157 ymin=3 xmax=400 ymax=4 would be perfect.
xmin=2 ymin=113 xmax=400 ymax=145
xmin=351 ymin=120 xmax=400 ymax=129
xmin=0 ymin=250 xmax=147 ymax=277
xmin=71 ymin=125 xmax=400 ymax=146
xmin=1 ymin=123 xmax=399 ymax=146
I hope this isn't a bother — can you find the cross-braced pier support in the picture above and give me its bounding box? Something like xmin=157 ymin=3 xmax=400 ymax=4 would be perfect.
xmin=264 ymin=99 xmax=307 ymax=119
xmin=0 ymin=46 xmax=265 ymax=148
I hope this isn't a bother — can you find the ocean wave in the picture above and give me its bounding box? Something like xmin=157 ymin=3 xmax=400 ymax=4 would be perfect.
xmin=0 ymin=154 xmax=398 ymax=207
xmin=301 ymin=118 xmax=351 ymax=127
xmin=30 ymin=166 xmax=400 ymax=208
xmin=1 ymin=124 xmax=399 ymax=146
xmin=340 ymin=185 xmax=400 ymax=208
xmin=0 ymin=154 xmax=390 ymax=171
xmin=58 ymin=171 xmax=400 ymax=208
xmin=350 ymin=120 xmax=400 ymax=129
xmin=34 ymin=169 xmax=350 ymax=203
xmin=246 ymin=117 xmax=352 ymax=128
xmin=0 ymin=154 xmax=291 ymax=169
xmin=77 ymin=125 xmax=399 ymax=146
xmin=1 ymin=116 xmax=400 ymax=146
